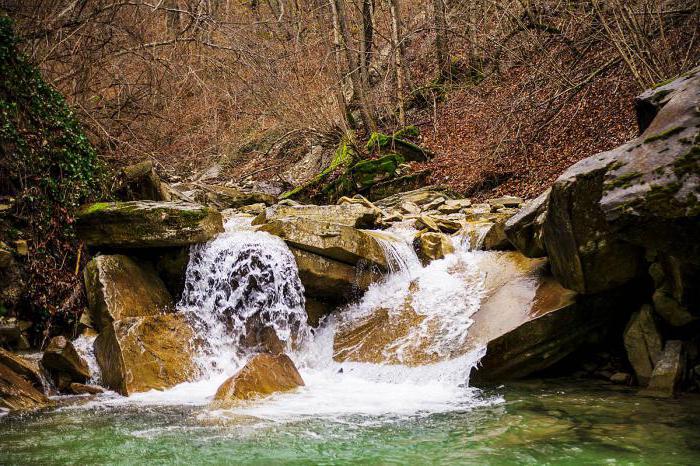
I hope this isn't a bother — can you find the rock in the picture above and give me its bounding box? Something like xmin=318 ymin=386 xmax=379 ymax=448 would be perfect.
xmin=415 ymin=215 xmax=440 ymax=232
xmin=649 ymin=254 xmax=700 ymax=326
xmin=504 ymin=189 xmax=549 ymax=257
xmin=291 ymin=248 xmax=379 ymax=301
xmin=422 ymin=196 xmax=446 ymax=211
xmin=540 ymin=68 xmax=700 ymax=294
xmin=259 ymin=218 xmax=387 ymax=269
xmin=487 ymin=196 xmax=523 ymax=208
xmin=253 ymin=203 xmax=380 ymax=228
xmin=238 ymin=203 xmax=267 ymax=215
xmin=414 ymin=232 xmax=455 ymax=264
xmin=337 ymin=194 xmax=378 ymax=210
xmin=13 ymin=239 xmax=28 ymax=256
xmin=212 ymin=353 xmax=304 ymax=403
xmin=199 ymin=184 xmax=276 ymax=208
xmin=438 ymin=199 xmax=472 ymax=214
xmin=642 ymin=340 xmax=685 ymax=398
xmin=397 ymin=201 xmax=421 ymax=215
xmin=76 ymin=201 xmax=224 ymax=248
xmin=0 ymin=317 xmax=31 ymax=350
xmin=610 ymin=372 xmax=631 ymax=384
xmin=243 ymin=319 xmax=285 ymax=355
xmin=0 ymin=242 xmax=13 ymax=268
xmin=115 ymin=160 xmax=171 ymax=202
xmin=151 ymin=247 xmax=191 ymax=299
xmin=84 ymin=255 xmax=173 ymax=332
xmin=373 ymin=186 xmax=457 ymax=208
xmin=95 ymin=314 xmax=197 ymax=395
xmin=366 ymin=170 xmax=432 ymax=201
xmin=69 ymin=383 xmax=105 ymax=395
xmin=0 ymin=348 xmax=45 ymax=391
xmin=481 ymin=214 xmax=514 ymax=250
xmin=623 ymin=305 xmax=663 ymax=385
xmin=0 ymin=362 xmax=51 ymax=411
xmin=305 ymin=298 xmax=332 ymax=327
xmin=41 ymin=336 xmax=90 ymax=385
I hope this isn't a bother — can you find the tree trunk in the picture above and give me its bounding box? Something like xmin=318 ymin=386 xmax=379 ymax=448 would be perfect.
xmin=361 ymin=0 xmax=375 ymax=74
xmin=433 ymin=0 xmax=450 ymax=81
xmin=389 ymin=0 xmax=406 ymax=126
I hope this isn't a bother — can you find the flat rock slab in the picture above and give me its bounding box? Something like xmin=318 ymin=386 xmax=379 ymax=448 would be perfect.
xmin=258 ymin=218 xmax=387 ymax=269
xmin=76 ymin=201 xmax=223 ymax=248
xmin=254 ymin=203 xmax=381 ymax=228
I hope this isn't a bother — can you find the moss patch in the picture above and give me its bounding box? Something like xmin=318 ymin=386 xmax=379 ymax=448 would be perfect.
xmin=644 ymin=126 xmax=686 ymax=144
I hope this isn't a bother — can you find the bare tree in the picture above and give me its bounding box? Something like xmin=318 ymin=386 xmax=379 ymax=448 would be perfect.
xmin=388 ymin=0 xmax=406 ymax=125
xmin=433 ymin=0 xmax=450 ymax=81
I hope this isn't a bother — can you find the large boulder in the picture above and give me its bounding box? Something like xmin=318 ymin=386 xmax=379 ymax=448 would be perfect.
xmin=253 ymin=203 xmax=381 ymax=228
xmin=41 ymin=336 xmax=90 ymax=387
xmin=84 ymin=255 xmax=173 ymax=332
xmin=114 ymin=160 xmax=171 ymax=202
xmin=198 ymin=184 xmax=276 ymax=209
xmin=258 ymin=218 xmax=387 ymax=269
xmin=76 ymin=201 xmax=223 ymax=248
xmin=94 ymin=314 xmax=197 ymax=395
xmin=0 ymin=348 xmax=45 ymax=392
xmin=623 ymin=304 xmax=664 ymax=385
xmin=212 ymin=353 xmax=304 ymax=404
xmin=539 ymin=67 xmax=699 ymax=294
xmin=504 ymin=188 xmax=549 ymax=257
xmin=291 ymin=248 xmax=379 ymax=301
xmin=0 ymin=362 xmax=51 ymax=411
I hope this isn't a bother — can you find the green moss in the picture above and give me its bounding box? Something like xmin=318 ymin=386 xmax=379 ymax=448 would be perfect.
xmin=644 ymin=126 xmax=686 ymax=144
xmin=80 ymin=202 xmax=111 ymax=215
xmin=672 ymin=145 xmax=700 ymax=178
xmin=651 ymin=77 xmax=677 ymax=89
xmin=605 ymin=172 xmax=643 ymax=191
xmin=393 ymin=126 xmax=420 ymax=140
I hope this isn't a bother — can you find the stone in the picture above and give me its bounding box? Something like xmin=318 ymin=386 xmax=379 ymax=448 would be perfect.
xmin=414 ymin=232 xmax=455 ymax=264
xmin=0 ymin=242 xmax=12 ymax=268
xmin=374 ymin=186 xmax=457 ymax=208
xmin=291 ymin=248 xmax=379 ymax=301
xmin=649 ymin=254 xmax=700 ymax=327
xmin=84 ymin=255 xmax=173 ymax=332
xmin=487 ymin=196 xmax=523 ymax=208
xmin=422 ymin=196 xmax=446 ymax=211
xmin=258 ymin=218 xmax=387 ymax=269
xmin=623 ymin=305 xmax=664 ymax=385
xmin=238 ymin=203 xmax=267 ymax=215
xmin=541 ymin=67 xmax=700 ymax=294
xmin=200 ymin=184 xmax=276 ymax=208
xmin=0 ymin=317 xmax=31 ymax=350
xmin=69 ymin=383 xmax=105 ymax=395
xmin=305 ymin=298 xmax=332 ymax=327
xmin=95 ymin=314 xmax=197 ymax=396
xmin=610 ymin=372 xmax=631 ymax=384
xmin=415 ymin=215 xmax=440 ymax=232
xmin=76 ymin=201 xmax=224 ymax=248
xmin=366 ymin=170 xmax=432 ymax=201
xmin=212 ymin=353 xmax=304 ymax=403
xmin=13 ymin=239 xmax=28 ymax=256
xmin=253 ymin=203 xmax=380 ymax=228
xmin=438 ymin=199 xmax=472 ymax=214
xmin=397 ymin=201 xmax=421 ymax=215
xmin=41 ymin=336 xmax=90 ymax=384
xmin=0 ymin=348 xmax=45 ymax=391
xmin=481 ymin=213 xmax=515 ymax=250
xmin=115 ymin=160 xmax=171 ymax=202
xmin=0 ymin=362 xmax=51 ymax=411
xmin=642 ymin=340 xmax=684 ymax=398
xmin=504 ymin=189 xmax=549 ymax=258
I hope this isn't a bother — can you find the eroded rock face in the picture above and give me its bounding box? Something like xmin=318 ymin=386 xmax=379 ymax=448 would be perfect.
xmin=253 ymin=203 xmax=381 ymax=228
xmin=623 ymin=304 xmax=663 ymax=385
xmin=0 ymin=361 xmax=51 ymax=411
xmin=212 ymin=353 xmax=304 ymax=404
xmin=94 ymin=314 xmax=197 ymax=396
xmin=76 ymin=201 xmax=223 ymax=248
xmin=0 ymin=348 xmax=45 ymax=392
xmin=504 ymin=189 xmax=549 ymax=258
xmin=84 ymin=255 xmax=173 ymax=332
xmin=258 ymin=218 xmax=387 ymax=269
xmin=538 ymin=67 xmax=700 ymax=294
xmin=41 ymin=336 xmax=90 ymax=386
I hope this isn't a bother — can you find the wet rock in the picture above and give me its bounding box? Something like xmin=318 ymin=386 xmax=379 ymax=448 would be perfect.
xmin=95 ymin=314 xmax=197 ymax=396
xmin=253 ymin=203 xmax=380 ymax=228
xmin=642 ymin=340 xmax=685 ymax=398
xmin=238 ymin=203 xmax=267 ymax=215
xmin=69 ymin=382 xmax=105 ymax=395
xmin=540 ymin=68 xmax=700 ymax=294
xmin=212 ymin=353 xmax=304 ymax=403
xmin=0 ymin=348 xmax=45 ymax=391
xmin=76 ymin=201 xmax=223 ymax=248
xmin=374 ymin=186 xmax=457 ymax=209
xmin=610 ymin=372 xmax=632 ymax=384
xmin=414 ymin=232 xmax=455 ymax=264
xmin=481 ymin=213 xmax=515 ymax=250
xmin=623 ymin=304 xmax=663 ymax=385
xmin=504 ymin=189 xmax=549 ymax=258
xmin=259 ymin=218 xmax=387 ymax=269
xmin=42 ymin=336 xmax=90 ymax=384
xmin=243 ymin=319 xmax=285 ymax=355
xmin=115 ymin=160 xmax=171 ymax=202
xmin=84 ymin=255 xmax=173 ymax=332
xmin=291 ymin=248 xmax=379 ymax=301
xmin=649 ymin=254 xmax=700 ymax=327
xmin=0 ymin=361 xmax=51 ymax=411
xmin=305 ymin=298 xmax=332 ymax=327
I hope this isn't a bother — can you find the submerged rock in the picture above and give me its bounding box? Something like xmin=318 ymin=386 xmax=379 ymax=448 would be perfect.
xmin=212 ymin=353 xmax=304 ymax=404
xmin=95 ymin=314 xmax=197 ymax=395
xmin=623 ymin=305 xmax=663 ymax=385
xmin=41 ymin=336 xmax=90 ymax=386
xmin=76 ymin=201 xmax=223 ymax=248
xmin=253 ymin=203 xmax=381 ymax=228
xmin=84 ymin=255 xmax=173 ymax=332
xmin=259 ymin=218 xmax=387 ymax=269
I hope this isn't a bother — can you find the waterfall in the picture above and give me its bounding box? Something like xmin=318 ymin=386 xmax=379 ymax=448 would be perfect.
xmin=177 ymin=216 xmax=310 ymax=377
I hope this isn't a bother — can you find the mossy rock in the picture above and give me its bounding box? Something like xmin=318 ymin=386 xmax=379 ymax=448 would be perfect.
xmin=366 ymin=131 xmax=432 ymax=162
xmin=75 ymin=201 xmax=223 ymax=248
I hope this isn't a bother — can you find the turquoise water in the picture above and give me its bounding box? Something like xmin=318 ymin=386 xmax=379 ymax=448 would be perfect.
xmin=2 ymin=379 xmax=699 ymax=465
